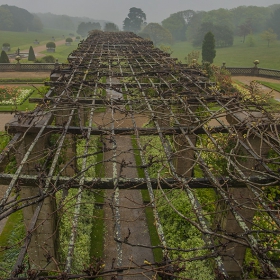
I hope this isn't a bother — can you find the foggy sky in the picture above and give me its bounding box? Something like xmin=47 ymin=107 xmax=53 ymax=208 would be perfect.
xmin=0 ymin=0 xmax=278 ymax=26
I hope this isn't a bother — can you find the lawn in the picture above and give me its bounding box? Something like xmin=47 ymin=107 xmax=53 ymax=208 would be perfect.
xmin=257 ymin=81 xmax=280 ymax=92
xmin=39 ymin=41 xmax=79 ymax=63
xmin=0 ymin=28 xmax=77 ymax=55
xmin=170 ymin=34 xmax=280 ymax=69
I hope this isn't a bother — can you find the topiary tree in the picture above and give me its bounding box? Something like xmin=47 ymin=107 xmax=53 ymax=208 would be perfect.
xmin=46 ymin=42 xmax=56 ymax=52
xmin=28 ymin=46 xmax=36 ymax=61
xmin=66 ymin=37 xmax=73 ymax=42
xmin=0 ymin=50 xmax=10 ymax=63
xmin=46 ymin=42 xmax=56 ymax=49
xmin=2 ymin=43 xmax=10 ymax=51
xmin=202 ymin=32 xmax=216 ymax=64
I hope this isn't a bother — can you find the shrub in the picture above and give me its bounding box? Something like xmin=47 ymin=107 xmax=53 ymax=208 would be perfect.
xmin=41 ymin=55 xmax=56 ymax=63
xmin=34 ymin=59 xmax=42 ymax=63
xmin=0 ymin=51 xmax=10 ymax=63
xmin=28 ymin=46 xmax=36 ymax=61
xmin=66 ymin=37 xmax=73 ymax=43
xmin=2 ymin=43 xmax=10 ymax=47
xmin=46 ymin=42 xmax=56 ymax=49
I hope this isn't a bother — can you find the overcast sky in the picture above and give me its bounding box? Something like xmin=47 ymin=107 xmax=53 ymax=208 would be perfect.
xmin=0 ymin=0 xmax=278 ymax=26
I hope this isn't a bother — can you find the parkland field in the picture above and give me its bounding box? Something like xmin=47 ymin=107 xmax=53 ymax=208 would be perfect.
xmin=0 ymin=29 xmax=280 ymax=69
xmin=171 ymin=35 xmax=280 ymax=69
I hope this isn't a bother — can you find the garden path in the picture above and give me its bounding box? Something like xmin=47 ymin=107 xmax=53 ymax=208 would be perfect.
xmin=233 ymin=76 xmax=280 ymax=99
xmin=94 ymin=101 xmax=155 ymax=279
xmin=21 ymin=38 xmax=72 ymax=58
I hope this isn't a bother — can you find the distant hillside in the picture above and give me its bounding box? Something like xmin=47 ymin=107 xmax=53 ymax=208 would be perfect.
xmin=0 ymin=4 xmax=43 ymax=32
xmin=35 ymin=12 xmax=108 ymax=32
xmin=161 ymin=4 xmax=280 ymax=43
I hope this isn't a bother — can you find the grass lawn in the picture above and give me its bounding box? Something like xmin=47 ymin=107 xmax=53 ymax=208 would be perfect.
xmin=257 ymin=81 xmax=280 ymax=92
xmin=0 ymin=28 xmax=76 ymax=55
xmin=0 ymin=210 xmax=23 ymax=260
xmin=39 ymin=42 xmax=79 ymax=63
xmin=170 ymin=35 xmax=280 ymax=69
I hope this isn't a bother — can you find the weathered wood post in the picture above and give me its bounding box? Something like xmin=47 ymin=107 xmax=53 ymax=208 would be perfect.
xmin=13 ymin=112 xmax=57 ymax=270
xmin=218 ymin=111 xmax=270 ymax=277
xmin=173 ymin=105 xmax=197 ymax=177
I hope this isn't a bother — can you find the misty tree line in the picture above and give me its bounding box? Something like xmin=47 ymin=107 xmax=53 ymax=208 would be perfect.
xmin=0 ymin=5 xmax=42 ymax=32
xmin=161 ymin=4 xmax=280 ymax=47
xmin=76 ymin=22 xmax=119 ymax=36
xmin=120 ymin=5 xmax=280 ymax=48
xmin=1 ymin=3 xmax=280 ymax=49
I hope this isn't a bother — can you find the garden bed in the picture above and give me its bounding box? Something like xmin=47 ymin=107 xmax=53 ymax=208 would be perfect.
xmin=0 ymin=87 xmax=33 ymax=106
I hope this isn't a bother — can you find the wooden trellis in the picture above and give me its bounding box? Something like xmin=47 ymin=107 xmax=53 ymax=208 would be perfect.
xmin=0 ymin=31 xmax=280 ymax=279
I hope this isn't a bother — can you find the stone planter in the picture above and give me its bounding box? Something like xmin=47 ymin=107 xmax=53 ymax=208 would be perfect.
xmin=47 ymin=48 xmax=55 ymax=53
xmin=2 ymin=47 xmax=10 ymax=52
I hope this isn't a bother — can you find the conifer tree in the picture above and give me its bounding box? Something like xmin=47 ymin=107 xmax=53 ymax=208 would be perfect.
xmin=202 ymin=32 xmax=216 ymax=64
xmin=28 ymin=46 xmax=36 ymax=61
xmin=0 ymin=50 xmax=10 ymax=63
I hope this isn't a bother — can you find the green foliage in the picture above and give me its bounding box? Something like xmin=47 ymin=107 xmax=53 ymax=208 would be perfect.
xmin=202 ymin=32 xmax=216 ymax=64
xmin=77 ymin=22 xmax=101 ymax=37
xmin=193 ymin=22 xmax=233 ymax=47
xmin=162 ymin=12 xmax=187 ymax=41
xmin=36 ymin=13 xmax=76 ymax=31
xmin=58 ymin=137 xmax=102 ymax=272
xmin=65 ymin=37 xmax=73 ymax=43
xmin=57 ymin=188 xmax=96 ymax=273
xmin=42 ymin=55 xmax=55 ymax=63
xmin=138 ymin=32 xmax=150 ymax=40
xmin=0 ymin=6 xmax=13 ymax=31
xmin=123 ymin=7 xmax=146 ymax=33
xmin=46 ymin=41 xmax=56 ymax=49
xmin=28 ymin=45 xmax=35 ymax=61
xmin=156 ymin=190 xmax=215 ymax=279
xmin=34 ymin=55 xmax=56 ymax=63
xmin=142 ymin=23 xmax=173 ymax=45
xmin=267 ymin=8 xmax=280 ymax=38
xmin=261 ymin=28 xmax=278 ymax=47
xmin=144 ymin=207 xmax=163 ymax=262
xmin=104 ymin=22 xmax=119 ymax=32
xmin=0 ymin=4 xmax=43 ymax=32
xmin=0 ymin=50 xmax=10 ymax=63
xmin=0 ymin=211 xmax=25 ymax=277
xmin=247 ymin=34 xmax=255 ymax=47
xmin=2 ymin=42 xmax=10 ymax=47
xmin=0 ymin=132 xmax=10 ymax=150
xmin=185 ymin=50 xmax=200 ymax=64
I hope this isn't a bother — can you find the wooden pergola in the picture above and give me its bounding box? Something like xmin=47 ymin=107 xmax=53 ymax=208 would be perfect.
xmin=0 ymin=31 xmax=280 ymax=279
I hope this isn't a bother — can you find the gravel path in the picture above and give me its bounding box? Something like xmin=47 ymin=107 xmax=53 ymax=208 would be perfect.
xmin=94 ymin=107 xmax=154 ymax=279
xmin=232 ymin=76 xmax=280 ymax=99
xmin=0 ymin=72 xmax=51 ymax=79
xmin=12 ymin=38 xmax=73 ymax=60
xmin=0 ymin=113 xmax=14 ymax=131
